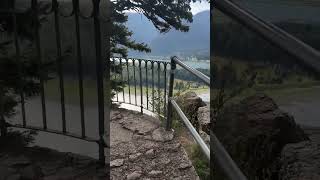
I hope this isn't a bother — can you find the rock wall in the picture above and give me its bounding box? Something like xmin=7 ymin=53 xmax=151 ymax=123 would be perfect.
xmin=214 ymin=93 xmax=309 ymax=179
xmin=175 ymin=92 xmax=320 ymax=179
xmin=279 ymin=141 xmax=320 ymax=180
xmin=175 ymin=92 xmax=211 ymax=145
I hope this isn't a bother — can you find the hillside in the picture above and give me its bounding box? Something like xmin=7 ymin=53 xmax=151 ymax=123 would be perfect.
xmin=127 ymin=11 xmax=210 ymax=58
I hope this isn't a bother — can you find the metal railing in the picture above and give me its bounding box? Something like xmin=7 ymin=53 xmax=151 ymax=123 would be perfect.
xmin=111 ymin=57 xmax=170 ymax=118
xmin=214 ymin=0 xmax=320 ymax=74
xmin=212 ymin=0 xmax=320 ymax=180
xmin=166 ymin=56 xmax=210 ymax=160
xmin=0 ymin=0 xmax=109 ymax=165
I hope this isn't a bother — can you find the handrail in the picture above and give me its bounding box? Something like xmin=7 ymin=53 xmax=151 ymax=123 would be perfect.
xmin=214 ymin=0 xmax=320 ymax=74
xmin=166 ymin=56 xmax=248 ymax=180
xmin=170 ymin=99 xmax=210 ymax=159
xmin=211 ymin=130 xmax=247 ymax=180
xmin=166 ymin=56 xmax=210 ymax=159
xmin=211 ymin=0 xmax=320 ymax=179
xmin=172 ymin=56 xmax=210 ymax=85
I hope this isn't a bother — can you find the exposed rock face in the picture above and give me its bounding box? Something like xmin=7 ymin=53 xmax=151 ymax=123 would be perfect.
xmin=197 ymin=105 xmax=210 ymax=134
xmin=176 ymin=92 xmax=211 ymax=147
xmin=175 ymin=92 xmax=206 ymax=129
xmin=279 ymin=141 xmax=320 ymax=180
xmin=214 ymin=93 xmax=309 ymax=179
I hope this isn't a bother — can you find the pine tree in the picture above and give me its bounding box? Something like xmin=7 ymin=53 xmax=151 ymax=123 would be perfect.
xmin=110 ymin=0 xmax=198 ymax=57
xmin=0 ymin=0 xmax=51 ymax=136
xmin=110 ymin=0 xmax=201 ymax=96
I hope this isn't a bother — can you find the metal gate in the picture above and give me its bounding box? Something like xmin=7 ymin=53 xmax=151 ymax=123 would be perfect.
xmin=0 ymin=0 xmax=110 ymax=165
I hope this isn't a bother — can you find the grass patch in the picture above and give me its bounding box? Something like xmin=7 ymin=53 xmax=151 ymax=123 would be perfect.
xmin=173 ymin=119 xmax=210 ymax=180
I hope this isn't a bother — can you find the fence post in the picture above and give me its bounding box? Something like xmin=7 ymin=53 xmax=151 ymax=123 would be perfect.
xmin=93 ymin=0 xmax=105 ymax=165
xmin=0 ymin=88 xmax=7 ymax=137
xmin=139 ymin=60 xmax=143 ymax=114
xmin=166 ymin=57 xmax=176 ymax=130
xmin=0 ymin=117 xmax=6 ymax=137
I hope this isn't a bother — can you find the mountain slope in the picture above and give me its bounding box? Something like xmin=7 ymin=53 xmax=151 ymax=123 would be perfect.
xmin=127 ymin=10 xmax=210 ymax=58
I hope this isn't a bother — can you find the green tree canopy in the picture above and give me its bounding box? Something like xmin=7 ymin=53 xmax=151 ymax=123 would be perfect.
xmin=111 ymin=0 xmax=203 ymax=57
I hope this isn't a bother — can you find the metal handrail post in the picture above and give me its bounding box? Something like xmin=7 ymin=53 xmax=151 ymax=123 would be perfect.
xmin=0 ymin=89 xmax=7 ymax=137
xmin=166 ymin=57 xmax=176 ymax=130
xmin=93 ymin=0 xmax=105 ymax=165
xmin=214 ymin=0 xmax=320 ymax=74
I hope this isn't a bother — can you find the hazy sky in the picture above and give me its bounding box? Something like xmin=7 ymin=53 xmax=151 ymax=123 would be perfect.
xmin=123 ymin=1 xmax=210 ymax=15
xmin=191 ymin=1 xmax=210 ymax=14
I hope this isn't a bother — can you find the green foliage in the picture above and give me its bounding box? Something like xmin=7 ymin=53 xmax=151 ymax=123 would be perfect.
xmin=211 ymin=61 xmax=257 ymax=118
xmin=0 ymin=0 xmax=52 ymax=136
xmin=110 ymin=0 xmax=199 ymax=57
xmin=149 ymin=89 xmax=166 ymax=121
xmin=190 ymin=144 xmax=210 ymax=180
xmin=110 ymin=0 xmax=204 ymax=97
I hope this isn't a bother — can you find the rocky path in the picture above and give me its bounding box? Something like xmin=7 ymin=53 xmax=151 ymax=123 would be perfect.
xmin=0 ymin=146 xmax=108 ymax=180
xmin=110 ymin=108 xmax=199 ymax=180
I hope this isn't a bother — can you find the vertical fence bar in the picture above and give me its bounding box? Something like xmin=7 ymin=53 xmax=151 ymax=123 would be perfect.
xmin=32 ymin=0 xmax=47 ymax=129
xmin=139 ymin=60 xmax=143 ymax=113
xmin=163 ymin=63 xmax=167 ymax=117
xmin=0 ymin=27 xmax=4 ymax=136
xmin=73 ymin=0 xmax=86 ymax=137
xmin=120 ymin=58 xmax=125 ymax=102
xmin=12 ymin=0 xmax=26 ymax=127
xmin=104 ymin=0 xmax=112 ymax=166
xmin=157 ymin=62 xmax=161 ymax=116
xmin=0 ymin=88 xmax=6 ymax=136
xmin=145 ymin=61 xmax=149 ymax=110
xmin=93 ymin=0 xmax=105 ymax=164
xmin=126 ymin=58 xmax=131 ymax=104
xmin=53 ymin=0 xmax=66 ymax=133
xmin=133 ymin=59 xmax=137 ymax=106
xmin=152 ymin=62 xmax=155 ymax=112
xmin=166 ymin=58 xmax=176 ymax=130
xmin=114 ymin=58 xmax=119 ymax=102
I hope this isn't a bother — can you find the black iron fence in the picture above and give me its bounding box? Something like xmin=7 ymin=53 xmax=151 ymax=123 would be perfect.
xmin=166 ymin=56 xmax=210 ymax=160
xmin=111 ymin=57 xmax=170 ymax=117
xmin=0 ymin=0 xmax=109 ymax=165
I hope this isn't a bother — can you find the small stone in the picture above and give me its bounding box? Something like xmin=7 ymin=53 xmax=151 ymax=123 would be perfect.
xmin=129 ymin=153 xmax=142 ymax=161
xmin=132 ymin=134 xmax=144 ymax=139
xmin=152 ymin=128 xmax=174 ymax=142
xmin=144 ymin=135 xmax=153 ymax=140
xmin=110 ymin=159 xmax=124 ymax=168
xmin=112 ymin=113 xmax=123 ymax=121
xmin=179 ymin=162 xmax=192 ymax=170
xmin=127 ymin=171 xmax=142 ymax=180
xmin=145 ymin=149 xmax=155 ymax=158
xmin=166 ymin=143 xmax=181 ymax=152
xmin=148 ymin=170 xmax=162 ymax=177
xmin=160 ymin=157 xmax=171 ymax=165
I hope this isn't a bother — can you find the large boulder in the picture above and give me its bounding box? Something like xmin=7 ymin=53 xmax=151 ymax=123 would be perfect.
xmin=175 ymin=92 xmax=206 ymax=130
xmin=197 ymin=105 xmax=210 ymax=134
xmin=279 ymin=141 xmax=320 ymax=180
xmin=214 ymin=93 xmax=309 ymax=179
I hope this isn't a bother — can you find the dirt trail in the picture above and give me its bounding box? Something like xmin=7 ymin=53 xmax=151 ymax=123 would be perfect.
xmin=110 ymin=108 xmax=199 ymax=180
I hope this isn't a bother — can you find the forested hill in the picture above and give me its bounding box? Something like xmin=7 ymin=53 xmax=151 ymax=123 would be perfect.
xmin=127 ymin=10 xmax=210 ymax=59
